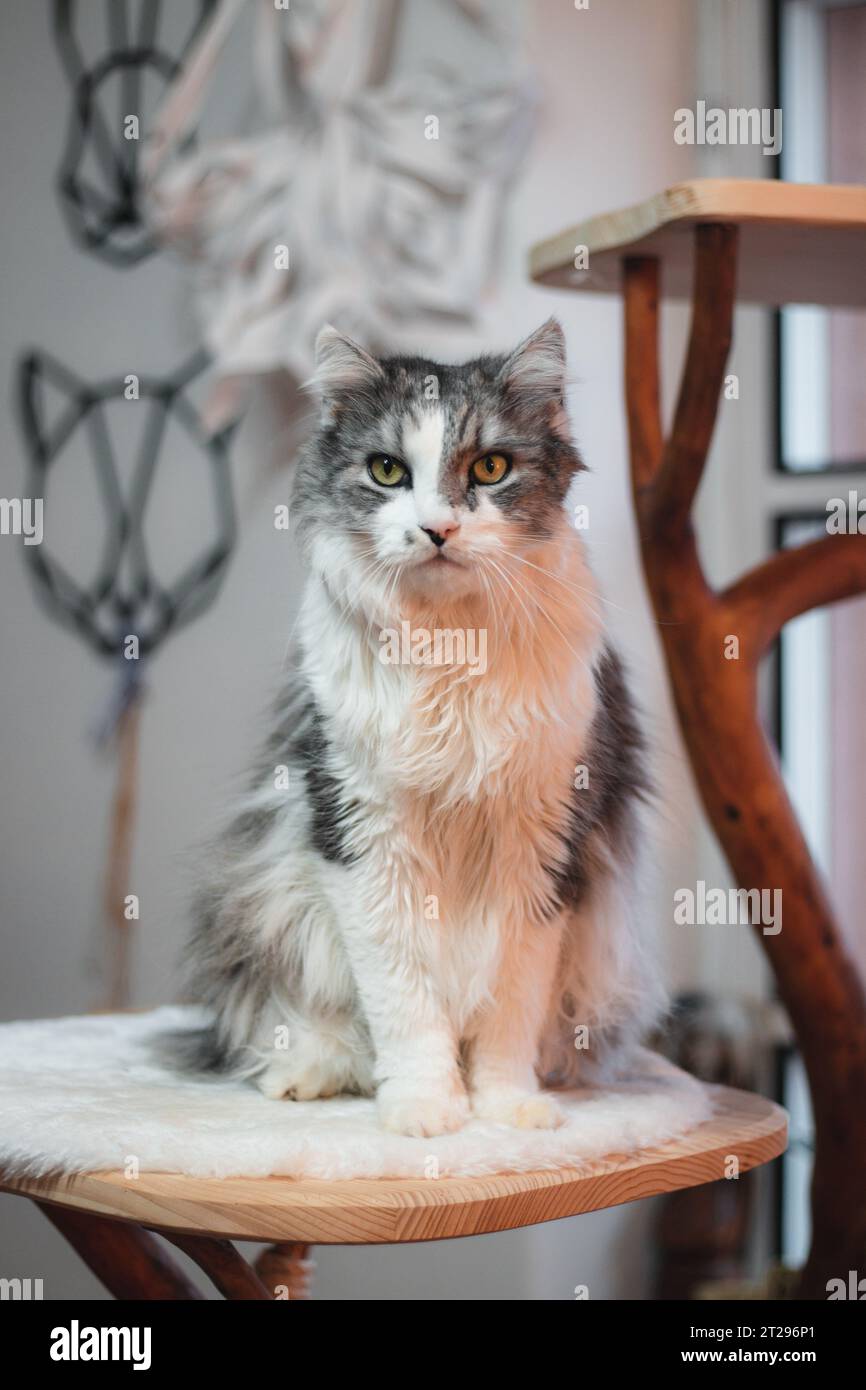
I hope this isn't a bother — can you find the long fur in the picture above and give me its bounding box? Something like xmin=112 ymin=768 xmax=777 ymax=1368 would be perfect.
xmin=179 ymin=319 xmax=667 ymax=1137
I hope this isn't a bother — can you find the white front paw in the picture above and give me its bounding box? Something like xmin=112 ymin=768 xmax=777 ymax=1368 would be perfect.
xmin=472 ymin=1086 xmax=565 ymax=1130
xmin=377 ymin=1076 xmax=470 ymax=1137
xmin=257 ymin=1059 xmax=338 ymax=1101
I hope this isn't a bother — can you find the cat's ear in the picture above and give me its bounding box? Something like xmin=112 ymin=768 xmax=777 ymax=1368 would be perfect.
xmin=499 ymin=318 xmax=567 ymax=399
xmin=310 ymin=325 xmax=385 ymax=398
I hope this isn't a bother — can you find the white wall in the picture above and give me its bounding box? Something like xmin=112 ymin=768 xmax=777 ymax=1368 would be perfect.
xmin=0 ymin=0 xmax=723 ymax=1301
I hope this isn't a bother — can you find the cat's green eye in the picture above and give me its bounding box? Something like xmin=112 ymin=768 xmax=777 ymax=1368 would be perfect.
xmin=368 ymin=454 xmax=407 ymax=487
xmin=471 ymin=453 xmax=510 ymax=486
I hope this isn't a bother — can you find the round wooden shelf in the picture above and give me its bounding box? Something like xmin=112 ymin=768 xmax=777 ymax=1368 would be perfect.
xmin=1 ymin=1085 xmax=786 ymax=1245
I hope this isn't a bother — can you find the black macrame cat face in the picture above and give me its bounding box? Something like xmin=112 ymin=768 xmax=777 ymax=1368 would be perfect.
xmin=53 ymin=0 xmax=216 ymax=264
xmin=19 ymin=350 xmax=234 ymax=658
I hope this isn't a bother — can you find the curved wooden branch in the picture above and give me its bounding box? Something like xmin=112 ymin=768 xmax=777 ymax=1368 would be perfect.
xmin=37 ymin=1203 xmax=205 ymax=1300
xmin=621 ymin=255 xmax=711 ymax=609
xmin=162 ymin=1233 xmax=272 ymax=1300
xmin=623 ymin=256 xmax=663 ymax=494
xmin=725 ymin=532 xmax=866 ymax=657
xmin=650 ymin=223 xmax=738 ymax=536
xmin=622 ymin=225 xmax=866 ymax=1299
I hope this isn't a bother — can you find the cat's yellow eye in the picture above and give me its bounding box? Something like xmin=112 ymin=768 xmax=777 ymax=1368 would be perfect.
xmin=471 ymin=453 xmax=510 ymax=486
xmin=368 ymin=454 xmax=407 ymax=487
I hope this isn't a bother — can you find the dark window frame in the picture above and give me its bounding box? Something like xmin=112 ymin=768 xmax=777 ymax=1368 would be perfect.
xmin=771 ymin=0 xmax=866 ymax=476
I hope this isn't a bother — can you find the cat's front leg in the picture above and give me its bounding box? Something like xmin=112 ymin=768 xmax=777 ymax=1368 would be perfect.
xmin=334 ymin=869 xmax=469 ymax=1138
xmin=469 ymin=915 xmax=566 ymax=1130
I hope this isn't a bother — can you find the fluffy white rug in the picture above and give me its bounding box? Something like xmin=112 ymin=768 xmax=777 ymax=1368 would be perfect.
xmin=0 ymin=1007 xmax=711 ymax=1181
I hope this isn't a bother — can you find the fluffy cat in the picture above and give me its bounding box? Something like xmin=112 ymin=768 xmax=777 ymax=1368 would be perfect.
xmin=182 ymin=318 xmax=665 ymax=1137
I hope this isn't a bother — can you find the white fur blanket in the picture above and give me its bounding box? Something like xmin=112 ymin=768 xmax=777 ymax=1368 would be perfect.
xmin=0 ymin=1007 xmax=711 ymax=1181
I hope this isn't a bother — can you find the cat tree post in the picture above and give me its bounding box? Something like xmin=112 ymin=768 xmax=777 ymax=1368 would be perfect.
xmin=623 ymin=225 xmax=866 ymax=1298
xmin=531 ymin=181 xmax=866 ymax=1298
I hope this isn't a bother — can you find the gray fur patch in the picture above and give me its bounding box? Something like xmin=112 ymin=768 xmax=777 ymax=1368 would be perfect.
xmin=292 ymin=712 xmax=358 ymax=866
xmin=551 ymin=646 xmax=650 ymax=911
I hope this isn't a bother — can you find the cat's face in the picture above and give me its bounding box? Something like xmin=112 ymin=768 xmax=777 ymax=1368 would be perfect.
xmin=294 ymin=320 xmax=583 ymax=610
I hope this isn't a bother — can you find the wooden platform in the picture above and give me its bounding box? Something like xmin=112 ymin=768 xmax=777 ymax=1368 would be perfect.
xmin=0 ymin=1086 xmax=786 ymax=1245
xmin=529 ymin=178 xmax=866 ymax=307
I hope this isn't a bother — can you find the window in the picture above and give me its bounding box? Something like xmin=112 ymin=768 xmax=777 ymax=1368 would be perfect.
xmin=772 ymin=0 xmax=866 ymax=1264
xmin=775 ymin=0 xmax=866 ymax=472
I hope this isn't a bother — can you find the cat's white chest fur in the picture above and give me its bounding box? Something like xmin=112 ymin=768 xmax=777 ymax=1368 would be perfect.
xmin=298 ymin=535 xmax=604 ymax=1029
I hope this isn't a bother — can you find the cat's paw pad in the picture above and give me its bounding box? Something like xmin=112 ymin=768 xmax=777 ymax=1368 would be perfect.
xmin=377 ymin=1079 xmax=470 ymax=1137
xmin=473 ymin=1088 xmax=565 ymax=1130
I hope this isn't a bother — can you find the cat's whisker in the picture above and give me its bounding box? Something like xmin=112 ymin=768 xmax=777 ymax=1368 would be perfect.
xmin=356 ymin=559 xmax=401 ymax=644
xmin=477 ymin=557 xmax=510 ymax=642
xmin=486 ymin=555 xmax=597 ymax=680
xmin=481 ymin=554 xmax=539 ymax=637
xmin=493 ymin=546 xmax=608 ymax=626
xmin=498 ymin=542 xmax=636 ymax=619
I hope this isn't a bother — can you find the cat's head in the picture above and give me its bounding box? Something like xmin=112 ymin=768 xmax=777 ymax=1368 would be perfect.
xmin=293 ymin=319 xmax=583 ymax=611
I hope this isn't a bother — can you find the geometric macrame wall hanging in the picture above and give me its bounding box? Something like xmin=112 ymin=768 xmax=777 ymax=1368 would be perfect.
xmin=17 ymin=348 xmax=236 ymax=1009
xmin=53 ymin=0 xmax=217 ymax=266
xmin=19 ymin=4 xmax=235 ymax=1012
xmin=18 ymin=348 xmax=236 ymax=660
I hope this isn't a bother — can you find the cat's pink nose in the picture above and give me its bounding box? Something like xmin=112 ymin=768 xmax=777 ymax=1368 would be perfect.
xmin=420 ymin=521 xmax=460 ymax=548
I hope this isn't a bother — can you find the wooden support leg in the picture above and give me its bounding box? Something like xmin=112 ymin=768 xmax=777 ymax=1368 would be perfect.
xmin=37 ymin=1202 xmax=205 ymax=1300
xmin=162 ymin=1233 xmax=272 ymax=1300
xmin=622 ymin=225 xmax=866 ymax=1298
xmin=255 ymin=1242 xmax=315 ymax=1300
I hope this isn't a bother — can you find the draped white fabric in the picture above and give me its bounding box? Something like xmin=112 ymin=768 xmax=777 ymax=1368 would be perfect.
xmin=144 ymin=0 xmax=537 ymax=429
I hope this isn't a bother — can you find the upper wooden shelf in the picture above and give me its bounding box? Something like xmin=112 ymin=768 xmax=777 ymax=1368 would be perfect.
xmin=0 ymin=1085 xmax=786 ymax=1244
xmin=529 ymin=178 xmax=866 ymax=308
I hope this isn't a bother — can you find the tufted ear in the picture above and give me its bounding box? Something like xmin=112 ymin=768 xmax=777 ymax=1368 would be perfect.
xmin=498 ymin=317 xmax=567 ymax=399
xmin=310 ymin=325 xmax=385 ymax=397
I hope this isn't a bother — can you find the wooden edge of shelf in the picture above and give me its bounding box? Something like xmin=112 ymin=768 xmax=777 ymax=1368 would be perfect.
xmin=0 ymin=1086 xmax=788 ymax=1245
xmin=529 ymin=177 xmax=866 ymax=288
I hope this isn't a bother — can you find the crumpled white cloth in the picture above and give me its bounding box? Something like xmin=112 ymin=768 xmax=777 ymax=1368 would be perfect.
xmin=143 ymin=0 xmax=537 ymax=429
xmin=0 ymin=1006 xmax=711 ymax=1181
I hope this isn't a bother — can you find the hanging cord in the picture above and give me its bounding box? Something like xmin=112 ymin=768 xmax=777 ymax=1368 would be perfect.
xmin=94 ymin=661 xmax=145 ymax=1011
